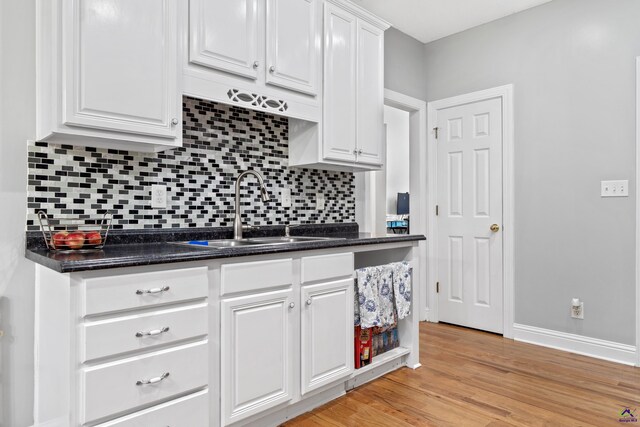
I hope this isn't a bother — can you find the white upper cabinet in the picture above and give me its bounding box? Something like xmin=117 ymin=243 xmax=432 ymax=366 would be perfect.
xmin=266 ymin=0 xmax=320 ymax=95
xmin=322 ymin=3 xmax=358 ymax=163
xmin=183 ymin=0 xmax=322 ymax=121
xmin=356 ymin=19 xmax=385 ymax=166
xmin=189 ymin=0 xmax=259 ymax=80
xmin=37 ymin=0 xmax=181 ymax=152
xmin=289 ymin=0 xmax=389 ymax=171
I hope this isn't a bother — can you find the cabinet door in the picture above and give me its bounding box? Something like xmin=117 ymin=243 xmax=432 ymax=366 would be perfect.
xmin=221 ymin=289 xmax=294 ymax=425
xmin=322 ymin=3 xmax=357 ymax=163
xmin=189 ymin=0 xmax=259 ymax=80
xmin=356 ymin=19 xmax=385 ymax=165
xmin=301 ymin=278 xmax=354 ymax=395
xmin=266 ymin=0 xmax=320 ymax=95
xmin=63 ymin=0 xmax=179 ymax=139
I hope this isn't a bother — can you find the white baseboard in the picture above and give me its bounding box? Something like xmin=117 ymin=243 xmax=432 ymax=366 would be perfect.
xmin=513 ymin=323 xmax=637 ymax=366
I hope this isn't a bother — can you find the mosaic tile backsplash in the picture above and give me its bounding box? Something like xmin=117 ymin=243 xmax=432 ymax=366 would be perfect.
xmin=26 ymin=97 xmax=355 ymax=231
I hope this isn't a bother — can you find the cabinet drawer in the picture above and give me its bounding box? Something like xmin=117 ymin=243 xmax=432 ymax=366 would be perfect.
xmin=220 ymin=258 xmax=293 ymax=296
xmin=95 ymin=390 xmax=208 ymax=427
xmin=82 ymin=303 xmax=208 ymax=362
xmin=81 ymin=341 xmax=208 ymax=424
xmin=301 ymin=252 xmax=354 ymax=283
xmin=82 ymin=267 xmax=208 ymax=315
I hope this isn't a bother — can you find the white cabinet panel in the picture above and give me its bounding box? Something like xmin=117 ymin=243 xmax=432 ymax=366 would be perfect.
xmin=301 ymin=252 xmax=354 ymax=283
xmin=82 ymin=303 xmax=208 ymax=362
xmin=95 ymin=390 xmax=209 ymax=427
xmin=301 ymin=278 xmax=354 ymax=394
xmin=322 ymin=3 xmax=357 ymax=163
xmin=221 ymin=289 xmax=294 ymax=425
xmin=189 ymin=0 xmax=259 ymax=79
xmin=64 ymin=0 xmax=179 ymax=138
xmin=356 ymin=19 xmax=384 ymax=165
xmin=82 ymin=266 xmax=208 ymax=316
xmin=220 ymin=258 xmax=293 ymax=296
xmin=266 ymin=0 xmax=320 ymax=95
xmin=81 ymin=341 xmax=208 ymax=424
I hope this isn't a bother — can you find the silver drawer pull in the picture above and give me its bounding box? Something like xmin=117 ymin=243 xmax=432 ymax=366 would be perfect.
xmin=136 ymin=286 xmax=170 ymax=295
xmin=136 ymin=372 xmax=170 ymax=386
xmin=135 ymin=327 xmax=170 ymax=338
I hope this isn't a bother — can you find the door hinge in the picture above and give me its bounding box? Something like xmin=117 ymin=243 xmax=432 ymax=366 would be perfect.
xmin=433 ymin=127 xmax=439 ymax=139
xmin=436 ymin=282 xmax=440 ymax=293
xmin=435 ymin=205 xmax=439 ymax=216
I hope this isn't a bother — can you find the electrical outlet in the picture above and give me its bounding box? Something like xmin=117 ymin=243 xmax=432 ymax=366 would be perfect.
xmin=571 ymin=300 xmax=584 ymax=319
xmin=601 ymin=180 xmax=629 ymax=197
xmin=281 ymin=187 xmax=292 ymax=208
xmin=316 ymin=193 xmax=325 ymax=210
xmin=151 ymin=185 xmax=167 ymax=209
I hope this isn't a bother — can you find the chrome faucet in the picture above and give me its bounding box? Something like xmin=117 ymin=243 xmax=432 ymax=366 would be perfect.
xmin=233 ymin=170 xmax=270 ymax=239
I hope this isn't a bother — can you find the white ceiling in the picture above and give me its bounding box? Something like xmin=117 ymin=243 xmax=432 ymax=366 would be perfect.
xmin=351 ymin=0 xmax=553 ymax=43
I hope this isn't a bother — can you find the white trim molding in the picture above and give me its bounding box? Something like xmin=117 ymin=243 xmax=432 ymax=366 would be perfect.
xmin=383 ymin=89 xmax=429 ymax=322
xmin=636 ymin=56 xmax=640 ymax=367
xmin=426 ymin=84 xmax=515 ymax=337
xmin=514 ymin=324 xmax=637 ymax=366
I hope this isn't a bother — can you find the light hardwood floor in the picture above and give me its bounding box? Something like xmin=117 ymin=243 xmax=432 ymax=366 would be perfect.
xmin=283 ymin=322 xmax=640 ymax=426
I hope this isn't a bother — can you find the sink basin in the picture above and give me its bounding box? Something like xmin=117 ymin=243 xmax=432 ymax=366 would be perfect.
xmin=248 ymin=236 xmax=341 ymax=244
xmin=179 ymin=239 xmax=265 ymax=248
xmin=175 ymin=236 xmax=343 ymax=249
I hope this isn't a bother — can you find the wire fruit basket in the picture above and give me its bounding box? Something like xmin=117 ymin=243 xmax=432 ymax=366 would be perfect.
xmin=37 ymin=211 xmax=113 ymax=252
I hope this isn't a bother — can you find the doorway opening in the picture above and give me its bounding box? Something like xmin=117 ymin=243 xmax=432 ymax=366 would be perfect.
xmin=355 ymin=89 xmax=428 ymax=321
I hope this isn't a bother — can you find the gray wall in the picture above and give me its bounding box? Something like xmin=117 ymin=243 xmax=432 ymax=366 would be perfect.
xmin=423 ymin=0 xmax=640 ymax=345
xmin=0 ymin=0 xmax=36 ymax=425
xmin=384 ymin=27 xmax=427 ymax=101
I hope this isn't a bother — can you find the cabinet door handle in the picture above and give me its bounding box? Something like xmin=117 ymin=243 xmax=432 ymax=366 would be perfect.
xmin=136 ymin=372 xmax=170 ymax=386
xmin=171 ymin=118 xmax=179 ymax=126
xmin=289 ymin=302 xmax=295 ymax=309
xmin=253 ymin=60 xmax=259 ymax=69
xmin=136 ymin=286 xmax=170 ymax=295
xmin=269 ymin=65 xmax=276 ymax=73
xmin=135 ymin=326 xmax=170 ymax=338
xmin=358 ymin=149 xmax=363 ymax=155
xmin=306 ymin=299 xmax=312 ymax=306
xmin=353 ymin=149 xmax=358 ymax=155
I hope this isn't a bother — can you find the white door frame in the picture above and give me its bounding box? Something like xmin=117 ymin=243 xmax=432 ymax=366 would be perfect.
xmin=427 ymin=84 xmax=515 ymax=338
xmin=356 ymin=89 xmax=429 ymax=320
xmin=636 ymin=56 xmax=640 ymax=366
xmin=384 ymin=90 xmax=428 ymax=322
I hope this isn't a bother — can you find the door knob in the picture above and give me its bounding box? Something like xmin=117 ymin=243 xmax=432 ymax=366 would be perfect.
xmin=490 ymin=224 xmax=500 ymax=232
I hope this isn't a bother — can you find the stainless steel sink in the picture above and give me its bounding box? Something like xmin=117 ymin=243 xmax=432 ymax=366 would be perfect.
xmin=175 ymin=236 xmax=343 ymax=249
xmin=248 ymin=236 xmax=341 ymax=244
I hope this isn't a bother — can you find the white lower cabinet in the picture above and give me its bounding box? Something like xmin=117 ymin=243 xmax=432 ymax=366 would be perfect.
xmin=95 ymin=390 xmax=209 ymax=427
xmin=301 ymin=278 xmax=354 ymax=395
xmin=221 ymin=288 xmax=295 ymax=425
xmin=81 ymin=341 xmax=208 ymax=424
xmin=219 ymin=253 xmax=354 ymax=426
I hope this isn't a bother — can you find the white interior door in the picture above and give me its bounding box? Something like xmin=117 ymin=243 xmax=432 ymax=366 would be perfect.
xmin=437 ymin=97 xmax=503 ymax=333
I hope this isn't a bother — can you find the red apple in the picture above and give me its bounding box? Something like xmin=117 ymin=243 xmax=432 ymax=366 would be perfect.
xmin=51 ymin=231 xmax=69 ymax=249
xmin=85 ymin=231 xmax=102 ymax=246
xmin=66 ymin=231 xmax=85 ymax=249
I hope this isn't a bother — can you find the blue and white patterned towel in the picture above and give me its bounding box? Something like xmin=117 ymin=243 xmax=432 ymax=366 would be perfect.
xmin=391 ymin=262 xmax=412 ymax=319
xmin=355 ymin=267 xmax=381 ymax=328
xmin=355 ymin=265 xmax=397 ymax=328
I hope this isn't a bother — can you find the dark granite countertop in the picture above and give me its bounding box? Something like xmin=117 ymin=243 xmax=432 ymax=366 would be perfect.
xmin=25 ymin=223 xmax=425 ymax=273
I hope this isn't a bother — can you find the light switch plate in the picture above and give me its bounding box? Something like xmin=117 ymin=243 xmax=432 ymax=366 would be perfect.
xmin=151 ymin=185 xmax=167 ymax=208
xmin=601 ymin=180 xmax=629 ymax=197
xmin=281 ymin=187 xmax=292 ymax=208
xmin=316 ymin=193 xmax=325 ymax=210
